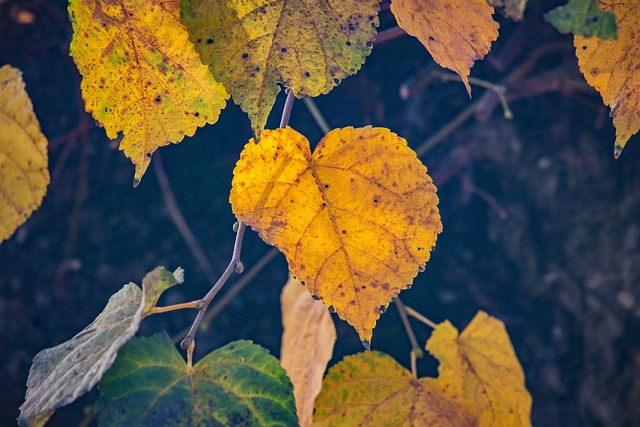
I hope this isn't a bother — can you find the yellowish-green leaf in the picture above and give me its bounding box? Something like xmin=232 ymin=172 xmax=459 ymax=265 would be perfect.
xmin=545 ymin=0 xmax=617 ymax=39
xmin=230 ymin=126 xmax=441 ymax=344
xmin=574 ymin=0 xmax=640 ymax=156
xmin=313 ymin=351 xmax=476 ymax=427
xmin=390 ymin=0 xmax=499 ymax=95
xmin=0 ymin=65 xmax=49 ymax=244
xmin=426 ymin=311 xmax=532 ymax=427
xmin=281 ymin=274 xmax=336 ymax=427
xmin=488 ymin=0 xmax=527 ymax=21
xmin=69 ymin=0 xmax=228 ymax=184
xmin=181 ymin=0 xmax=379 ymax=137
xmin=141 ymin=266 xmax=184 ymax=316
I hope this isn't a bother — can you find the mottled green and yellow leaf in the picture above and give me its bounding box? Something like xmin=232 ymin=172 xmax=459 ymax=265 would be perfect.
xmin=181 ymin=0 xmax=379 ymax=136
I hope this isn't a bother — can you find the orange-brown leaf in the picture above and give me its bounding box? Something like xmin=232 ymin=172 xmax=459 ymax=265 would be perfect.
xmin=280 ymin=275 xmax=336 ymax=427
xmin=313 ymin=351 xmax=476 ymax=426
xmin=426 ymin=311 xmax=532 ymax=427
xmin=390 ymin=0 xmax=499 ymax=94
xmin=574 ymin=0 xmax=640 ymax=156
xmin=230 ymin=126 xmax=441 ymax=344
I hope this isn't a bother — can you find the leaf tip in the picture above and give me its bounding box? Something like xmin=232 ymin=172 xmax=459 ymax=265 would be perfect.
xmin=614 ymin=145 xmax=623 ymax=159
xmin=132 ymin=178 xmax=140 ymax=188
xmin=360 ymin=339 xmax=371 ymax=351
xmin=173 ymin=267 xmax=185 ymax=283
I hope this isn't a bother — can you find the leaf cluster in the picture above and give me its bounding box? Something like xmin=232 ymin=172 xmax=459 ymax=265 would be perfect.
xmin=2 ymin=0 xmax=638 ymax=425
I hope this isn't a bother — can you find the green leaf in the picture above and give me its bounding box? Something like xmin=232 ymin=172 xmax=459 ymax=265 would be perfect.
xmin=142 ymin=266 xmax=184 ymax=315
xmin=545 ymin=0 xmax=617 ymax=40
xmin=180 ymin=0 xmax=379 ymax=136
xmin=18 ymin=284 xmax=144 ymax=427
xmin=98 ymin=333 xmax=298 ymax=426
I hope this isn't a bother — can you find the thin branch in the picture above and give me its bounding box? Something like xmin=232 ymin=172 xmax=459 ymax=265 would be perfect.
xmin=433 ymin=71 xmax=513 ymax=119
xmin=415 ymin=102 xmax=477 ymax=157
xmin=403 ymin=305 xmax=438 ymax=329
xmin=459 ymin=173 xmax=508 ymax=219
xmin=375 ymin=25 xmax=406 ymax=44
xmin=303 ymin=97 xmax=332 ymax=134
xmin=181 ymin=222 xmax=246 ymax=349
xmin=153 ymin=152 xmax=218 ymax=283
xmin=395 ymin=298 xmax=423 ymax=379
xmin=172 ymin=247 xmax=280 ymax=344
xmin=180 ymin=89 xmax=296 ymax=351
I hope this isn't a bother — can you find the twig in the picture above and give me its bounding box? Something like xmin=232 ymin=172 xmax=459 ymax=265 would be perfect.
xmin=180 ymin=222 xmax=247 ymax=349
xmin=303 ymin=98 xmax=332 ymax=134
xmin=459 ymin=173 xmax=508 ymax=219
xmin=414 ymin=43 xmax=570 ymax=157
xmin=376 ymin=26 xmax=406 ymax=44
xmin=433 ymin=71 xmax=512 ymax=119
xmin=172 ymin=247 xmax=280 ymax=344
xmin=180 ymin=90 xmax=296 ymax=351
xmin=395 ymin=298 xmax=423 ymax=379
xmin=415 ymin=102 xmax=477 ymax=157
xmin=153 ymin=152 xmax=218 ymax=283
xmin=403 ymin=305 xmax=438 ymax=329
xmin=198 ymin=247 xmax=280 ymax=331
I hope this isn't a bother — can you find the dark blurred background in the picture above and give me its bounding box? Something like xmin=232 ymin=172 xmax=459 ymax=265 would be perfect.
xmin=1 ymin=0 xmax=640 ymax=425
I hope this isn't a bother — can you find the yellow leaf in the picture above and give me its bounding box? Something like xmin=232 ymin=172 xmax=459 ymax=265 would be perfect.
xmin=390 ymin=0 xmax=499 ymax=94
xmin=574 ymin=0 xmax=640 ymax=156
xmin=181 ymin=0 xmax=379 ymax=136
xmin=69 ymin=0 xmax=228 ymax=184
xmin=426 ymin=311 xmax=532 ymax=427
xmin=230 ymin=126 xmax=441 ymax=344
xmin=0 ymin=65 xmax=49 ymax=244
xmin=280 ymin=274 xmax=336 ymax=427
xmin=313 ymin=351 xmax=476 ymax=426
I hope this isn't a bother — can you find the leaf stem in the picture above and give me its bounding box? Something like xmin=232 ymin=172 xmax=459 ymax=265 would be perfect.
xmin=395 ymin=297 xmax=423 ymax=379
xmin=403 ymin=304 xmax=439 ymax=329
xmin=147 ymin=300 xmax=203 ymax=315
xmin=280 ymin=89 xmax=296 ymax=128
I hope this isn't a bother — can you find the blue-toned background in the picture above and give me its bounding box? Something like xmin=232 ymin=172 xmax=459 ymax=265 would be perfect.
xmin=2 ymin=0 xmax=640 ymax=426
